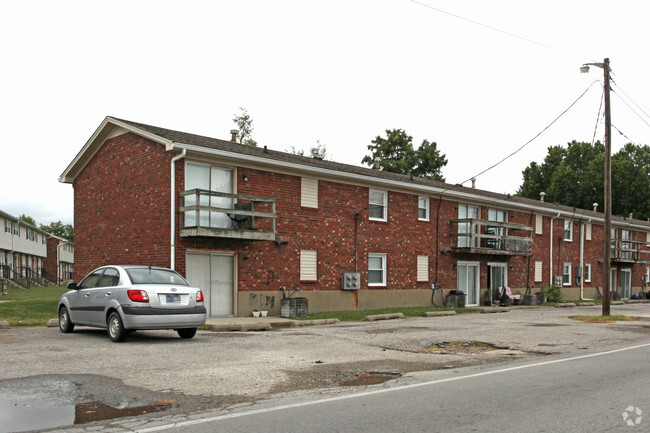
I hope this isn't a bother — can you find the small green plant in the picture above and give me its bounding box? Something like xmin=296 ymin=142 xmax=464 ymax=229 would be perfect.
xmin=542 ymin=284 xmax=563 ymax=303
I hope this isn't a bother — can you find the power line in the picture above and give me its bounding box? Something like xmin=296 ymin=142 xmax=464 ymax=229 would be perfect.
xmin=611 ymin=86 xmax=650 ymax=128
xmin=592 ymin=88 xmax=604 ymax=146
xmin=610 ymin=75 xmax=650 ymax=121
xmin=406 ymin=0 xmax=587 ymax=60
xmin=457 ymin=81 xmax=599 ymax=186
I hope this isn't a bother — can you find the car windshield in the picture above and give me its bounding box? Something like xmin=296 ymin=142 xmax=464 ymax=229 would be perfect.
xmin=126 ymin=268 xmax=190 ymax=285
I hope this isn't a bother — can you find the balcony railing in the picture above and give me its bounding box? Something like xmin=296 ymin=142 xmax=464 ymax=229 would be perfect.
xmin=611 ymin=239 xmax=650 ymax=264
xmin=447 ymin=218 xmax=533 ymax=256
xmin=179 ymin=189 xmax=276 ymax=241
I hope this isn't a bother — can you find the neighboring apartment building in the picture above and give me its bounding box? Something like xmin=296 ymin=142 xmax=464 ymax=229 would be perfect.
xmin=0 ymin=210 xmax=49 ymax=286
xmin=59 ymin=117 xmax=650 ymax=317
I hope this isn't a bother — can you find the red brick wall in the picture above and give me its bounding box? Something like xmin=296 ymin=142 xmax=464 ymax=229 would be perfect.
xmin=72 ymin=132 xmax=649 ymax=300
xmin=44 ymin=237 xmax=58 ymax=280
xmin=73 ymin=133 xmax=172 ymax=279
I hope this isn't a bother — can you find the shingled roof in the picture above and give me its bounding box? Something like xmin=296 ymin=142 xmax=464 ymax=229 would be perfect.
xmin=66 ymin=116 xmax=650 ymax=229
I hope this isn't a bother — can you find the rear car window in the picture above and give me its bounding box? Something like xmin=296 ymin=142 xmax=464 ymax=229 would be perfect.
xmin=126 ymin=268 xmax=190 ymax=285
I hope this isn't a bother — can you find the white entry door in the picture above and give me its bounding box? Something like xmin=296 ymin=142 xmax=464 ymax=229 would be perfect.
xmin=186 ymin=253 xmax=235 ymax=317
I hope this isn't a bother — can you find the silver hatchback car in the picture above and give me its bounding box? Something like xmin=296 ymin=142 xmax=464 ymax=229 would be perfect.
xmin=58 ymin=265 xmax=206 ymax=342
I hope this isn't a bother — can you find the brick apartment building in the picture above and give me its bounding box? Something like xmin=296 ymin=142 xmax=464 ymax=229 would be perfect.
xmin=59 ymin=117 xmax=650 ymax=317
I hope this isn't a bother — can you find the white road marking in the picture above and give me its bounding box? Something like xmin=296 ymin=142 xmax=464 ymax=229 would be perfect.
xmin=134 ymin=342 xmax=650 ymax=432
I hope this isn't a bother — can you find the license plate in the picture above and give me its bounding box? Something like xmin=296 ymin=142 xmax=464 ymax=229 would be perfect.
xmin=166 ymin=294 xmax=181 ymax=303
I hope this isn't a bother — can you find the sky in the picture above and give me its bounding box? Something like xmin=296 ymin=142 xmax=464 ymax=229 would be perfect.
xmin=1 ymin=0 xmax=648 ymax=227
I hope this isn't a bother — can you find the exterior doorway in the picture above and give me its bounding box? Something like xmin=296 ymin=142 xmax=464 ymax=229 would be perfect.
xmin=186 ymin=252 xmax=235 ymax=317
xmin=457 ymin=262 xmax=480 ymax=306
xmin=488 ymin=263 xmax=508 ymax=303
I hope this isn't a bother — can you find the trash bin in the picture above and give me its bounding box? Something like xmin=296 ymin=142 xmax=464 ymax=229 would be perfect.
xmin=445 ymin=291 xmax=465 ymax=309
xmin=281 ymin=297 xmax=308 ymax=318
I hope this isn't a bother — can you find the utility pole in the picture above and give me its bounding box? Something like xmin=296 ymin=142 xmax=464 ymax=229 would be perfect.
xmin=581 ymin=58 xmax=612 ymax=316
xmin=602 ymin=58 xmax=612 ymax=317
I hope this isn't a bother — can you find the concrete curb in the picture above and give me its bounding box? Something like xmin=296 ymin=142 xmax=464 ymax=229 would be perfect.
xmin=287 ymin=318 xmax=340 ymax=327
xmin=555 ymin=303 xmax=577 ymax=308
xmin=208 ymin=323 xmax=273 ymax=332
xmin=422 ymin=311 xmax=457 ymax=317
xmin=46 ymin=319 xmax=58 ymax=327
xmin=364 ymin=313 xmax=405 ymax=321
xmin=578 ymin=302 xmax=595 ymax=307
xmin=480 ymin=308 xmax=509 ymax=314
xmin=0 ymin=321 xmax=10 ymax=329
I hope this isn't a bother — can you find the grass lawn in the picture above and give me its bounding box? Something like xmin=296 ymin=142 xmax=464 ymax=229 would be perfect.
xmin=297 ymin=306 xmax=481 ymax=321
xmin=0 ymin=285 xmax=68 ymax=327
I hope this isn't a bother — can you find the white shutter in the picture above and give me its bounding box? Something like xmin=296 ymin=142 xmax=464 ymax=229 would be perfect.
xmin=301 ymin=177 xmax=318 ymax=208
xmin=535 ymin=214 xmax=543 ymax=234
xmin=586 ymin=223 xmax=592 ymax=241
xmin=417 ymin=255 xmax=428 ymax=281
xmin=300 ymin=250 xmax=317 ymax=281
xmin=535 ymin=261 xmax=543 ymax=282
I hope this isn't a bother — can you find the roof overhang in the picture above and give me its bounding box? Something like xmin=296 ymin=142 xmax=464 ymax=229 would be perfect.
xmin=58 ymin=116 xmax=173 ymax=184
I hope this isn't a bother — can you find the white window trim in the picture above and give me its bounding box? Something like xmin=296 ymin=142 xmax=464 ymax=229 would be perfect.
xmin=584 ymin=263 xmax=592 ymax=282
xmin=369 ymin=189 xmax=388 ymax=222
xmin=368 ymin=253 xmax=387 ymax=286
xmin=418 ymin=196 xmax=429 ymax=221
xmin=563 ymin=262 xmax=572 ymax=286
xmin=564 ymin=220 xmax=573 ymax=242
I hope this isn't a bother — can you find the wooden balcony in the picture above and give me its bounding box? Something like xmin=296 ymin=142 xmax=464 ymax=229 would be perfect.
xmin=447 ymin=218 xmax=533 ymax=256
xmin=179 ymin=189 xmax=276 ymax=242
xmin=611 ymin=239 xmax=650 ymax=264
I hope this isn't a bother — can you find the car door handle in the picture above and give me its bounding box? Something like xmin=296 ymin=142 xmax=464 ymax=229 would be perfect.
xmin=84 ymin=293 xmax=90 ymax=297
xmin=105 ymin=292 xmax=111 ymax=296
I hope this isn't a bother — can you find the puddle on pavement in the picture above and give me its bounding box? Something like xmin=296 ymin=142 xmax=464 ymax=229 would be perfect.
xmin=341 ymin=372 xmax=400 ymax=386
xmin=0 ymin=377 xmax=173 ymax=433
xmin=422 ymin=340 xmax=496 ymax=355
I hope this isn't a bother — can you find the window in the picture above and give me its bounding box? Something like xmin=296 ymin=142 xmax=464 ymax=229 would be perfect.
xmin=369 ymin=189 xmax=387 ymax=221
xmin=564 ymin=220 xmax=573 ymax=241
xmin=646 ymin=267 xmax=649 ymax=285
xmin=621 ymin=229 xmax=631 ymax=259
xmin=563 ymin=263 xmax=572 ymax=286
xmin=418 ymin=197 xmax=429 ymax=221
xmin=301 ymin=177 xmax=318 ymax=208
xmin=13 ymin=223 xmax=19 ymax=237
xmin=458 ymin=204 xmax=479 ymax=248
xmin=416 ymin=255 xmax=428 ymax=282
xmin=368 ymin=253 xmax=386 ymax=286
xmin=586 ymin=223 xmax=592 ymax=241
xmin=535 ymin=214 xmax=543 ymax=235
xmin=584 ymin=264 xmax=592 ymax=282
xmin=300 ymin=250 xmax=317 ymax=281
xmin=185 ymin=162 xmax=233 ymax=229
xmin=534 ymin=261 xmax=543 ymax=282
xmin=3 ymin=220 xmax=10 ymax=234
xmin=486 ymin=209 xmax=506 ymax=249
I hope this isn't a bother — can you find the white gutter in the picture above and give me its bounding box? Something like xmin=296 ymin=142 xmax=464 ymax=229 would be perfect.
xmin=170 ymin=147 xmax=187 ymax=270
xmin=549 ymin=213 xmax=561 ymax=285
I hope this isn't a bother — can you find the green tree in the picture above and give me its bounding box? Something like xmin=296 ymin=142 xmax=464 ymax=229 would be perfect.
xmin=232 ymin=107 xmax=257 ymax=146
xmin=40 ymin=221 xmax=74 ymax=242
xmin=18 ymin=214 xmax=37 ymax=226
xmin=361 ymin=129 xmax=447 ymax=181
xmin=517 ymin=141 xmax=650 ymax=220
xmin=287 ymin=140 xmax=331 ymax=160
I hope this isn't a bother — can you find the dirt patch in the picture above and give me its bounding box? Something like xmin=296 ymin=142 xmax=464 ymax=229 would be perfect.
xmin=422 ymin=341 xmax=497 ymax=355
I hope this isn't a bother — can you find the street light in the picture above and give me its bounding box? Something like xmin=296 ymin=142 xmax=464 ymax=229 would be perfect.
xmin=581 ymin=58 xmax=612 ymax=316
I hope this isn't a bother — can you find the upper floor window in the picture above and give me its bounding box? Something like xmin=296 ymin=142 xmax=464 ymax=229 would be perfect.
xmin=369 ymin=189 xmax=387 ymax=221
xmin=486 ymin=208 xmax=506 ymax=249
xmin=418 ymin=197 xmax=429 ymax=221
xmin=185 ymin=162 xmax=233 ymax=229
xmin=564 ymin=220 xmax=573 ymax=241
xmin=3 ymin=220 xmax=10 ymax=234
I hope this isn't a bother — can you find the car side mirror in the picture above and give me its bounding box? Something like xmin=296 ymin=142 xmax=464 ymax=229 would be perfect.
xmin=67 ymin=282 xmax=79 ymax=290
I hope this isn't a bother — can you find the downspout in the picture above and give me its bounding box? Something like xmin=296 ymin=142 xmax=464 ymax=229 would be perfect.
xmin=170 ymin=147 xmax=187 ymax=270
xmin=580 ymin=219 xmax=594 ymax=300
xmin=549 ymin=213 xmax=561 ymax=285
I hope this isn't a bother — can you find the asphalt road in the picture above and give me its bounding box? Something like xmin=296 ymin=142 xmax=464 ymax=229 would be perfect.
xmin=163 ymin=343 xmax=650 ymax=433
xmin=1 ymin=303 xmax=649 ymax=432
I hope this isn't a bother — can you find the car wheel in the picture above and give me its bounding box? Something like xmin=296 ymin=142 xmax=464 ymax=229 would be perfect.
xmin=58 ymin=306 xmax=74 ymax=333
xmin=107 ymin=312 xmax=127 ymax=342
xmin=177 ymin=328 xmax=197 ymax=339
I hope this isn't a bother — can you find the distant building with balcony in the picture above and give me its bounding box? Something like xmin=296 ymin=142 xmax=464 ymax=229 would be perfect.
xmin=59 ymin=117 xmax=650 ymax=316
